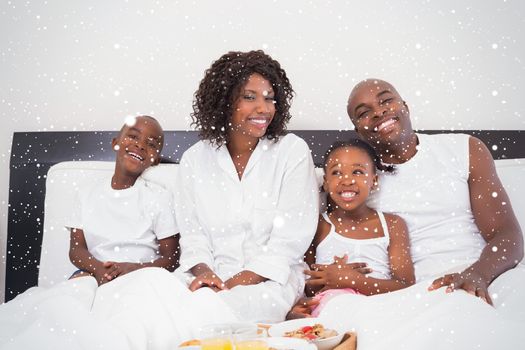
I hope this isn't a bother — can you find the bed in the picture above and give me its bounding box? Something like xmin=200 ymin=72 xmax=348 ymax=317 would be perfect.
xmin=4 ymin=129 xmax=525 ymax=349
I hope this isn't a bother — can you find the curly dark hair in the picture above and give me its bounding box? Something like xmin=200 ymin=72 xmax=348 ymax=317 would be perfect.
xmin=323 ymin=138 xmax=395 ymax=173
xmin=191 ymin=50 xmax=294 ymax=146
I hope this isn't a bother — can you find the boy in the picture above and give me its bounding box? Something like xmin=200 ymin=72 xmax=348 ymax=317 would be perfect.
xmin=67 ymin=115 xmax=179 ymax=285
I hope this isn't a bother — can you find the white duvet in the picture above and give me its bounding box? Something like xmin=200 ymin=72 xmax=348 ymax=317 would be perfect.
xmin=1 ymin=265 xmax=524 ymax=350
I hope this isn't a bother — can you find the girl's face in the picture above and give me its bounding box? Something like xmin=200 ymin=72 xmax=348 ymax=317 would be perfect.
xmin=229 ymin=73 xmax=276 ymax=141
xmin=323 ymin=146 xmax=378 ymax=212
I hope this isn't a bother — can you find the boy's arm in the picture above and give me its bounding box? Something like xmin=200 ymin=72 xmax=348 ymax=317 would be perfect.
xmin=103 ymin=235 xmax=180 ymax=281
xmin=429 ymin=137 xmax=523 ymax=304
xmin=140 ymin=235 xmax=180 ymax=271
xmin=69 ymin=228 xmax=108 ymax=285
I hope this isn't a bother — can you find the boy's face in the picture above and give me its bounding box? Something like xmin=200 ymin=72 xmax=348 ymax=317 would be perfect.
xmin=347 ymin=80 xmax=412 ymax=147
xmin=323 ymin=147 xmax=377 ymax=212
xmin=112 ymin=116 xmax=163 ymax=176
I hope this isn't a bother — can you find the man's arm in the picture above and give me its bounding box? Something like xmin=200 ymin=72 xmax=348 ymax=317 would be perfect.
xmin=429 ymin=136 xmax=523 ymax=303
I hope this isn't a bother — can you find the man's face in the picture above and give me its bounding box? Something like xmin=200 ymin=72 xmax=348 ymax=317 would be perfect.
xmin=347 ymin=80 xmax=412 ymax=147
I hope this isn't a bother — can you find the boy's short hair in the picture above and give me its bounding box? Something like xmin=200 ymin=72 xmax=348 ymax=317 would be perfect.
xmin=118 ymin=115 xmax=165 ymax=152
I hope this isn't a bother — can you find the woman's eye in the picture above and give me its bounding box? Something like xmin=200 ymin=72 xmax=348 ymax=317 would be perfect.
xmin=243 ymin=94 xmax=256 ymax=100
xmin=353 ymin=170 xmax=365 ymax=175
xmin=331 ymin=170 xmax=341 ymax=176
xmin=265 ymin=96 xmax=275 ymax=101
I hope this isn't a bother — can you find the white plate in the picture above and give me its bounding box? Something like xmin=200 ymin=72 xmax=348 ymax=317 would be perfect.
xmin=268 ymin=318 xmax=344 ymax=350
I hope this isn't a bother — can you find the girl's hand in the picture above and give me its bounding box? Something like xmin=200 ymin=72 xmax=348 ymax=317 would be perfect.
xmin=189 ymin=271 xmax=227 ymax=292
xmin=286 ymin=297 xmax=319 ymax=320
xmin=306 ymin=258 xmax=370 ymax=292
xmin=428 ymin=270 xmax=492 ymax=305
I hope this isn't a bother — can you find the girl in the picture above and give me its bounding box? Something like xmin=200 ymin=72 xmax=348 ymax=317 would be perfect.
xmin=303 ymin=139 xmax=415 ymax=317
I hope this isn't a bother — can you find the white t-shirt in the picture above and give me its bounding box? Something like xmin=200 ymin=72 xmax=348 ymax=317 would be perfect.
xmin=67 ymin=174 xmax=178 ymax=263
xmin=175 ymin=133 xmax=319 ymax=285
xmin=368 ymin=133 xmax=485 ymax=281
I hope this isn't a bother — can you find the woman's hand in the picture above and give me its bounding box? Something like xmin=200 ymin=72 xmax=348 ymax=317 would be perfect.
xmin=286 ymin=297 xmax=320 ymax=320
xmin=189 ymin=270 xmax=227 ymax=292
xmin=305 ymin=255 xmax=370 ymax=293
xmin=224 ymin=270 xmax=267 ymax=289
xmin=102 ymin=261 xmax=141 ymax=282
xmin=428 ymin=269 xmax=493 ymax=305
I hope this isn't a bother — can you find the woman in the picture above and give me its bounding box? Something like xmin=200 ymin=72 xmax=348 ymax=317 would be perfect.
xmin=175 ymin=50 xmax=319 ymax=322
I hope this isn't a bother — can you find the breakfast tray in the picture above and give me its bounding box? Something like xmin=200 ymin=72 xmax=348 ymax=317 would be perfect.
xmin=333 ymin=332 xmax=357 ymax=350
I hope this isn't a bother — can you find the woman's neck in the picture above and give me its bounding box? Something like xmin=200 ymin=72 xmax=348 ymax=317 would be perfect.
xmin=226 ymin=131 xmax=259 ymax=158
xmin=376 ymin=132 xmax=419 ymax=165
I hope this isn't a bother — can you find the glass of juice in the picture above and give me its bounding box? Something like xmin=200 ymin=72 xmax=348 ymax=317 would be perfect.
xmin=233 ymin=325 xmax=268 ymax=350
xmin=200 ymin=324 xmax=233 ymax=350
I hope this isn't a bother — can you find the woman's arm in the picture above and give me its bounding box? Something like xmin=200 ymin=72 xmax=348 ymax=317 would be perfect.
xmin=175 ymin=153 xmax=217 ymax=278
xmin=240 ymin=138 xmax=320 ymax=286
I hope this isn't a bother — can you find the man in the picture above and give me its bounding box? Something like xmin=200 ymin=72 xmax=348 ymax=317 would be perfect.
xmin=346 ymin=78 xmax=522 ymax=304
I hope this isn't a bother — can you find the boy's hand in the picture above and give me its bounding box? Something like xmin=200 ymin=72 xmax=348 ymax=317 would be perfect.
xmin=286 ymin=297 xmax=319 ymax=319
xmin=189 ymin=271 xmax=227 ymax=292
xmin=102 ymin=261 xmax=141 ymax=281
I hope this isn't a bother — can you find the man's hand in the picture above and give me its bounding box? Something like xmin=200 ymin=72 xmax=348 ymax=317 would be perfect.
xmin=428 ymin=268 xmax=493 ymax=305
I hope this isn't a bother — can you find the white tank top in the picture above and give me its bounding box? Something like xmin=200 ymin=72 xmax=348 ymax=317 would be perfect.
xmin=367 ymin=133 xmax=485 ymax=281
xmin=316 ymin=211 xmax=391 ymax=280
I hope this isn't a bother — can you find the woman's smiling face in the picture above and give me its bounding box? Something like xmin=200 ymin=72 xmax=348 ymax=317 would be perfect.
xmin=228 ymin=73 xmax=276 ymax=141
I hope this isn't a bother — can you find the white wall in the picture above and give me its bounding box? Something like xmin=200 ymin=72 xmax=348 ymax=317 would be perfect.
xmin=1 ymin=0 xmax=524 ymax=302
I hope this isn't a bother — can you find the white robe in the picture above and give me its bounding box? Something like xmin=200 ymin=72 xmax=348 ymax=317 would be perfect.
xmin=175 ymin=133 xmax=319 ymax=322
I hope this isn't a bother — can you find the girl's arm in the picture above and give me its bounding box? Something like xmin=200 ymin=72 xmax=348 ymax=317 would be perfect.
xmin=306 ymin=214 xmax=415 ymax=296
xmin=384 ymin=213 xmax=416 ymax=288
xmin=304 ymin=216 xmax=330 ymax=297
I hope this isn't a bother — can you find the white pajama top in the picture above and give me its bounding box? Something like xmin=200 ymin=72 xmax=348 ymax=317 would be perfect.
xmin=176 ymin=133 xmax=319 ymax=285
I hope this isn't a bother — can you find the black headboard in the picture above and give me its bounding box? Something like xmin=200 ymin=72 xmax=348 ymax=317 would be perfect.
xmin=6 ymin=130 xmax=525 ymax=301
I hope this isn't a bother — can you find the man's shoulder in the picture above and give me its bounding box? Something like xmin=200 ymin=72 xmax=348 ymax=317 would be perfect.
xmin=419 ymin=132 xmax=470 ymax=142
